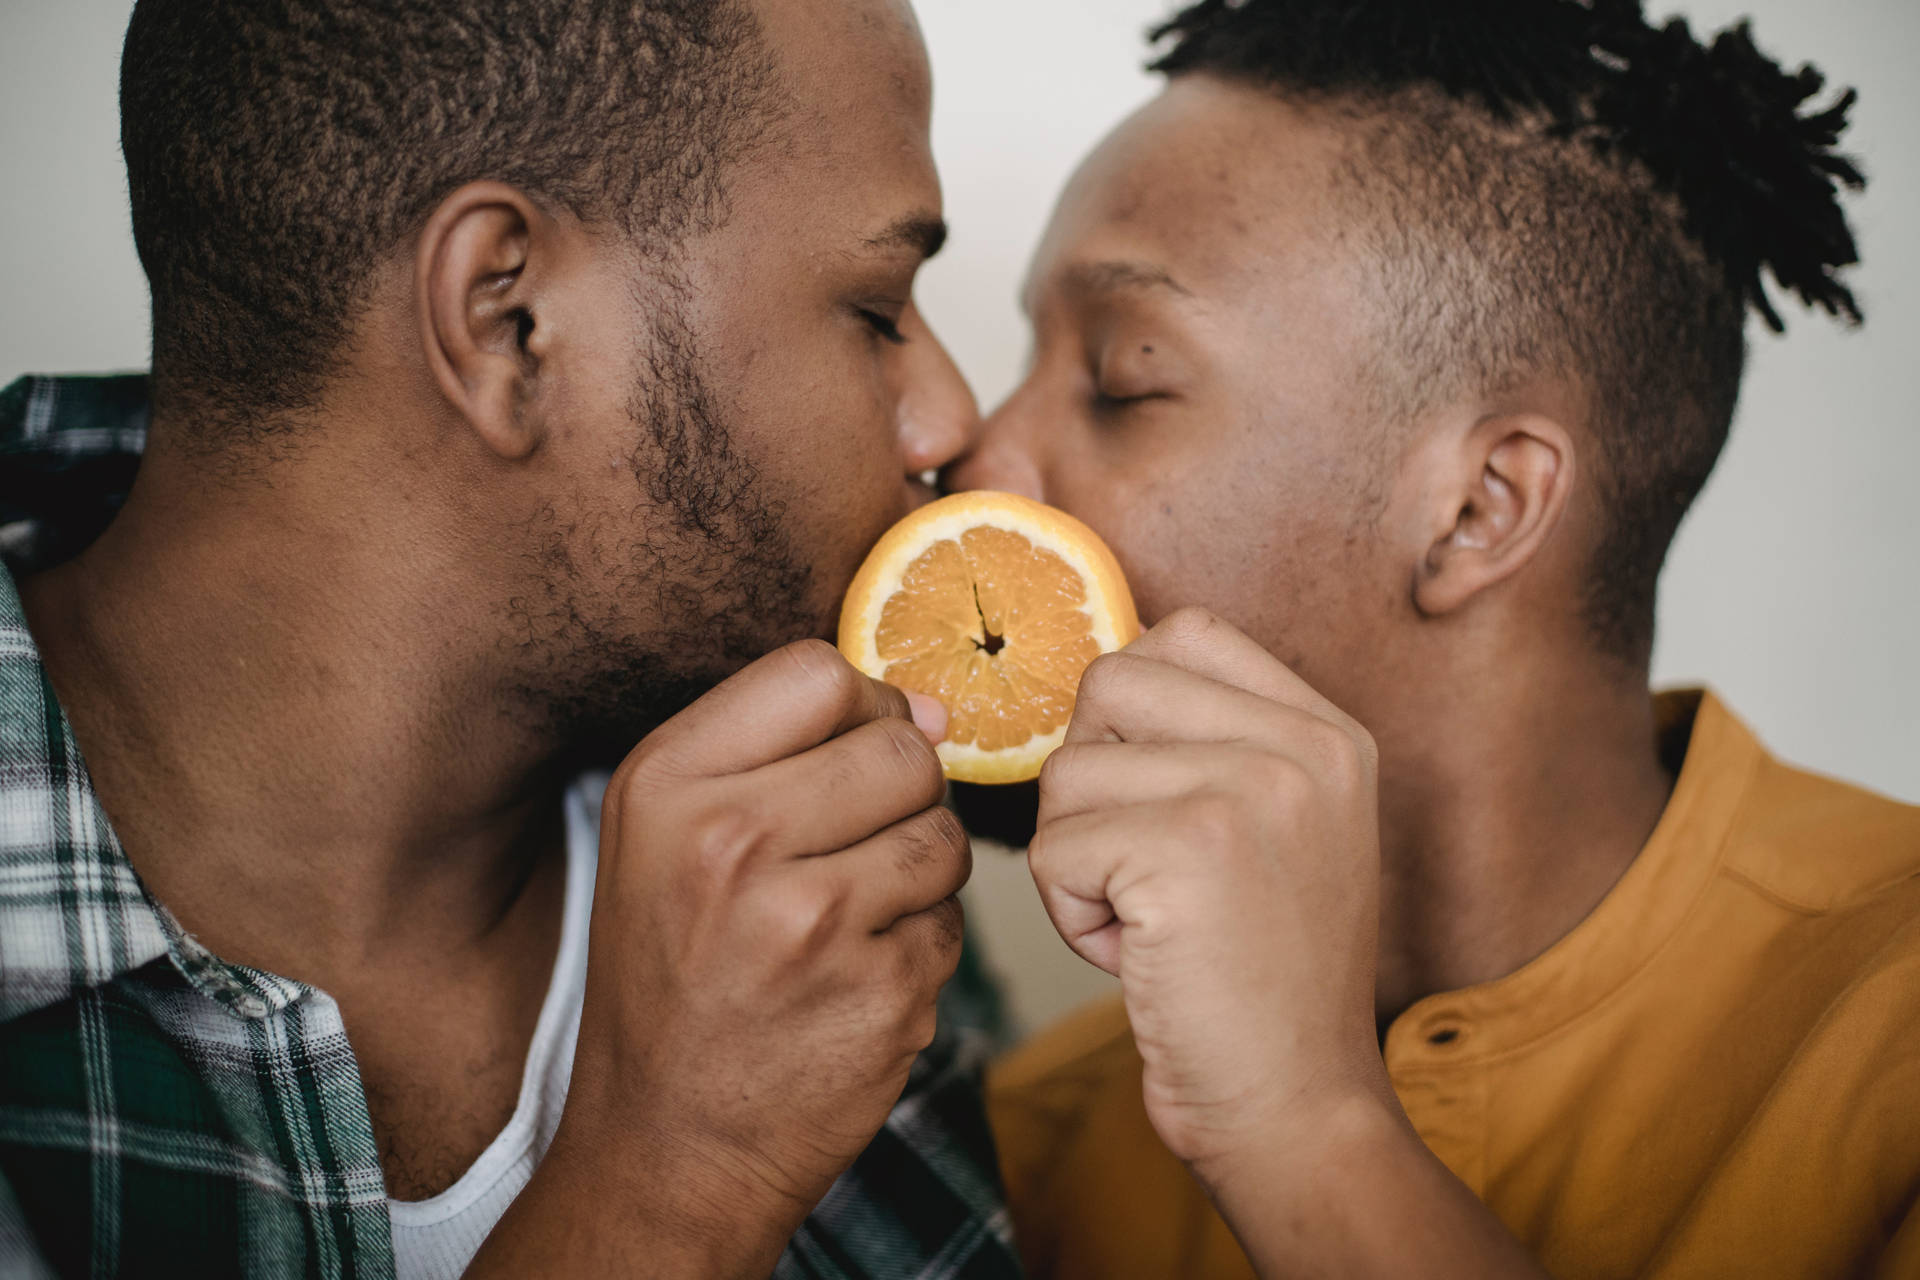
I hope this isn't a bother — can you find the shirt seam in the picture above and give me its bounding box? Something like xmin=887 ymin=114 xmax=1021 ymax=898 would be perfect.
xmin=1719 ymin=863 xmax=1829 ymax=917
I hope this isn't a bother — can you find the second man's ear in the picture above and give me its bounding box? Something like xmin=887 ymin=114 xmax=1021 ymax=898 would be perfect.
xmin=1413 ymin=413 xmax=1575 ymax=620
xmin=416 ymin=181 xmax=552 ymax=460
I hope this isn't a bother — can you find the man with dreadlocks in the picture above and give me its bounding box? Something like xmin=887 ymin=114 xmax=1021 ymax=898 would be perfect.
xmin=954 ymin=2 xmax=1918 ymax=1277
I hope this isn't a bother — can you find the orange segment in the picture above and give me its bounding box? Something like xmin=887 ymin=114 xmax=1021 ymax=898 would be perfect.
xmin=838 ymin=492 xmax=1140 ymax=784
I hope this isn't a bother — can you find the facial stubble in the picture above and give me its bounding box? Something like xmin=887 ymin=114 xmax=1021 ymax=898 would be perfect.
xmin=510 ymin=305 xmax=820 ymax=767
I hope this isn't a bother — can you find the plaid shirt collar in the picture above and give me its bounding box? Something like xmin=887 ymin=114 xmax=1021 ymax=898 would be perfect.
xmin=0 ymin=558 xmax=171 ymax=1024
xmin=0 ymin=634 xmax=309 ymax=1024
xmin=0 ymin=374 xmax=306 ymax=1028
xmin=0 ymin=373 xmax=1021 ymax=1280
xmin=0 ymin=377 xmax=166 ymax=1015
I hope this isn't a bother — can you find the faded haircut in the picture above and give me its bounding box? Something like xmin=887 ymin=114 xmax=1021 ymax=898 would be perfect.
xmin=1151 ymin=0 xmax=1864 ymax=665
xmin=120 ymin=0 xmax=774 ymax=450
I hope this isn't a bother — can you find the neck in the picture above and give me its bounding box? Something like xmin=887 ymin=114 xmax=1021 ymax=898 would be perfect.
xmin=19 ymin=443 xmax=571 ymax=981
xmin=1369 ymin=648 xmax=1674 ymax=1027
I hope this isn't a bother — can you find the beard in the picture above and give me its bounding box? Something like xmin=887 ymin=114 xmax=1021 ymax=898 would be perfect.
xmin=509 ymin=303 xmax=820 ymax=768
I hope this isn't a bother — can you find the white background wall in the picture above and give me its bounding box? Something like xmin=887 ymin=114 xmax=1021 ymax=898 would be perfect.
xmin=3 ymin=0 xmax=1915 ymax=1032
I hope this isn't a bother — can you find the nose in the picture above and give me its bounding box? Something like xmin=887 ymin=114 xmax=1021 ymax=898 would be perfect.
xmin=892 ymin=304 xmax=982 ymax=484
xmin=944 ymin=384 xmax=1045 ymax=502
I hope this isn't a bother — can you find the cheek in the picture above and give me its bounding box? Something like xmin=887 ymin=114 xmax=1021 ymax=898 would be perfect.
xmin=1111 ymin=499 xmax=1271 ymax=632
xmin=740 ymin=368 xmax=910 ymax=586
xmin=1057 ymin=443 xmax=1378 ymax=661
xmin=1121 ymin=511 xmax=1382 ymax=680
xmin=1045 ymin=455 xmax=1245 ymax=628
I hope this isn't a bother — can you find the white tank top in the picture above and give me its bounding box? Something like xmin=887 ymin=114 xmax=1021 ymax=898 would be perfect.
xmin=386 ymin=774 xmax=602 ymax=1280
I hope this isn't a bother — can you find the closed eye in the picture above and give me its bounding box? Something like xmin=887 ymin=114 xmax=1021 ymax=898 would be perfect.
xmin=1093 ymin=390 xmax=1164 ymax=412
xmin=859 ymin=308 xmax=909 ymax=346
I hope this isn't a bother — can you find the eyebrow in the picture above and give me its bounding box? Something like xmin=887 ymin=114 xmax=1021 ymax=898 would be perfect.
xmin=1060 ymin=260 xmax=1192 ymax=298
xmin=1022 ymin=258 xmax=1194 ymax=319
xmin=865 ymin=213 xmax=949 ymax=261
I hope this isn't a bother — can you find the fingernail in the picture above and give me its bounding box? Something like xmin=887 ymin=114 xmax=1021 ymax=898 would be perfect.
xmin=906 ymin=691 xmax=948 ymax=744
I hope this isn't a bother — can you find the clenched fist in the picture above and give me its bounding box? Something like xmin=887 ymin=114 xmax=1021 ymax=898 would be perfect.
xmin=1030 ymin=608 xmax=1387 ymax=1174
xmin=1027 ymin=608 xmax=1545 ymax=1278
xmin=474 ymin=640 xmax=969 ymax=1278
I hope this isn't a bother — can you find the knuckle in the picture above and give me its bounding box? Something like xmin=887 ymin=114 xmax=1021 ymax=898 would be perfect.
xmin=1308 ymin=716 xmax=1377 ymax=789
xmin=893 ymin=806 xmax=972 ymax=883
xmin=1038 ymin=742 xmax=1085 ymax=795
xmin=1075 ymin=651 xmax=1133 ymax=706
xmin=889 ymin=811 xmax=942 ymax=873
xmin=1160 ymin=605 xmax=1221 ymax=645
xmin=881 ymin=935 xmax=917 ymax=988
xmin=934 ymin=808 xmax=975 ymax=881
xmin=686 ymin=805 xmax=769 ymax=875
xmin=817 ymin=748 xmax=865 ymax=802
xmin=933 ymin=894 xmax=966 ymax=950
xmin=919 ymin=897 xmax=967 ymax=969
xmin=613 ymin=741 xmax=667 ymax=805
xmin=926 ymin=803 xmax=972 ymax=857
xmin=603 ymin=760 xmax=640 ymax=818
xmin=780 ymin=638 xmax=860 ymax=703
xmin=891 ymin=896 xmax=965 ymax=992
xmin=906 ymin=1006 xmax=941 ymax=1054
xmin=1263 ymin=754 xmax=1314 ymax=801
xmin=1351 ymin=724 xmax=1381 ymax=776
xmin=1305 ymin=717 xmax=1357 ymax=771
xmin=876 ymin=716 xmax=946 ymax=797
xmin=1183 ymin=791 xmax=1247 ymax=848
xmin=764 ymin=881 xmax=844 ymax=953
xmin=1025 ymin=827 xmax=1056 ymax=879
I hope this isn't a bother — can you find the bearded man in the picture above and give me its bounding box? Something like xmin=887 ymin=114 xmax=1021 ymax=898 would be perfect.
xmin=0 ymin=2 xmax=1020 ymax=1276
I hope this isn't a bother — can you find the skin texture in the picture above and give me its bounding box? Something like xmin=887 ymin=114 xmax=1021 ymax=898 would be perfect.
xmin=950 ymin=75 xmax=1676 ymax=1276
xmin=22 ymin=0 xmax=980 ymax=1270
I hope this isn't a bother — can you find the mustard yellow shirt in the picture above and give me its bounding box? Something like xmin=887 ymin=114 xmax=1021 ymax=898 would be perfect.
xmin=989 ymin=692 xmax=1920 ymax=1279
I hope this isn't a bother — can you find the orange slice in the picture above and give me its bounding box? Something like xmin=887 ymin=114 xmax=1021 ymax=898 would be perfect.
xmin=838 ymin=491 xmax=1140 ymax=784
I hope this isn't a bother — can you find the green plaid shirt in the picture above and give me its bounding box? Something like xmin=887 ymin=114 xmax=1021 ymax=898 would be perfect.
xmin=0 ymin=375 xmax=1020 ymax=1279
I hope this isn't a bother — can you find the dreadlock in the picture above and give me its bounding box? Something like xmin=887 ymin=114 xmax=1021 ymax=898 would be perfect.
xmin=1149 ymin=0 xmax=1864 ymax=664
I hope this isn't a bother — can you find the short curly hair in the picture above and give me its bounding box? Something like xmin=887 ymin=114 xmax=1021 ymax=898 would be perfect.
xmin=120 ymin=0 xmax=774 ymax=449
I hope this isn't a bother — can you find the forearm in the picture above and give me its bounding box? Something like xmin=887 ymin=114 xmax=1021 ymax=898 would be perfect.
xmin=466 ymin=1124 xmax=801 ymax=1280
xmin=1196 ymin=1092 xmax=1548 ymax=1280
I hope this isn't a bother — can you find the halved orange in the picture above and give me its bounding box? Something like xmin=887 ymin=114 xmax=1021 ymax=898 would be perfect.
xmin=838 ymin=491 xmax=1140 ymax=784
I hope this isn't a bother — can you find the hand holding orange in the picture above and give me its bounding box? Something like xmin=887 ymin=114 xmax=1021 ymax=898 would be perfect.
xmin=837 ymin=492 xmax=1140 ymax=784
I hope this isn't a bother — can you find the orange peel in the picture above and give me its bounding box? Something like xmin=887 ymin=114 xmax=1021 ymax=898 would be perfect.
xmin=838 ymin=491 xmax=1140 ymax=784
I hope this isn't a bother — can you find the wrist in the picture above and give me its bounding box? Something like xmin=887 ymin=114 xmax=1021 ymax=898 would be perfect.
xmin=507 ymin=1109 xmax=807 ymax=1279
xmin=1182 ymin=1079 xmax=1410 ymax=1206
xmin=1181 ymin=1085 xmax=1546 ymax=1280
